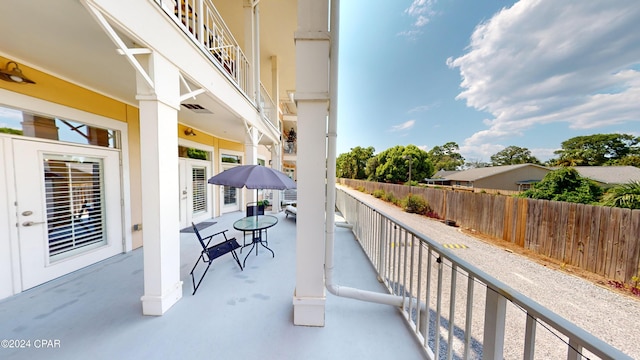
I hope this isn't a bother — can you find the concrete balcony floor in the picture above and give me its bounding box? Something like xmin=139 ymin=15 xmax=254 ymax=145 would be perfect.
xmin=0 ymin=211 xmax=426 ymax=360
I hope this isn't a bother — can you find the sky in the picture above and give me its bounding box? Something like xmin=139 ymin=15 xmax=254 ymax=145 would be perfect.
xmin=336 ymin=0 xmax=640 ymax=163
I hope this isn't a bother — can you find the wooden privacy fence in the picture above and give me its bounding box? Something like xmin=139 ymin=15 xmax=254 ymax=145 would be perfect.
xmin=339 ymin=178 xmax=640 ymax=283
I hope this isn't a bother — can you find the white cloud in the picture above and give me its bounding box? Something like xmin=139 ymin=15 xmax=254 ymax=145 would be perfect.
xmin=396 ymin=29 xmax=422 ymax=39
xmin=399 ymin=0 xmax=438 ymax=38
xmin=448 ymin=0 xmax=640 ymax=149
xmin=405 ymin=0 xmax=436 ymax=19
xmin=529 ymin=147 xmax=558 ymax=161
xmin=459 ymin=142 xmax=505 ymax=162
xmin=408 ymin=103 xmax=437 ymax=113
xmin=417 ymin=145 xmax=429 ymax=151
xmin=390 ymin=119 xmax=416 ymax=131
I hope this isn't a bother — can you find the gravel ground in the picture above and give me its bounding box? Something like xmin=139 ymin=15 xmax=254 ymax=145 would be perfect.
xmin=338 ymin=185 xmax=640 ymax=359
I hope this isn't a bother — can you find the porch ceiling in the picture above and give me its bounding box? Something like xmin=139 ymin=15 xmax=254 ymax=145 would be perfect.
xmin=0 ymin=0 xmax=297 ymax=145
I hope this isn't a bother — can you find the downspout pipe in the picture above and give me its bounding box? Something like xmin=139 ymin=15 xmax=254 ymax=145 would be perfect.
xmin=325 ymin=0 xmax=422 ymax=311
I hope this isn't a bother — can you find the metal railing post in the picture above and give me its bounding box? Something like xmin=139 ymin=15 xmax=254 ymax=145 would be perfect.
xmin=483 ymin=287 xmax=506 ymax=360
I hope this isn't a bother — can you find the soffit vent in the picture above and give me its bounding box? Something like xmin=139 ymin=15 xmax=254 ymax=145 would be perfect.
xmin=181 ymin=103 xmax=213 ymax=114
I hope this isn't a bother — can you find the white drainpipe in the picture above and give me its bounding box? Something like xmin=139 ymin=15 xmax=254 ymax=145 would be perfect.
xmin=325 ymin=0 xmax=420 ymax=311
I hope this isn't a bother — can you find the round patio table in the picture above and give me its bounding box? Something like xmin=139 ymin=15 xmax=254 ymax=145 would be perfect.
xmin=233 ymin=215 xmax=278 ymax=267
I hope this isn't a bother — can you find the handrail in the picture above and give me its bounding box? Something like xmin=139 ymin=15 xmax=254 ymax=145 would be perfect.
xmin=335 ymin=188 xmax=631 ymax=360
xmin=155 ymin=0 xmax=261 ymax=108
xmin=260 ymin=83 xmax=279 ymax=133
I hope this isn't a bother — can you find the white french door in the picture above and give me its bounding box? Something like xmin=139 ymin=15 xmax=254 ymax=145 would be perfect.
xmin=13 ymin=139 xmax=123 ymax=290
xmin=220 ymin=163 xmax=241 ymax=213
xmin=178 ymin=158 xmax=212 ymax=228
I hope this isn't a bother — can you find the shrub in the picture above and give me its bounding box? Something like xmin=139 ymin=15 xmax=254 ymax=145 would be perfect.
xmin=402 ymin=194 xmax=430 ymax=215
xmin=600 ymin=181 xmax=640 ymax=209
xmin=384 ymin=192 xmax=396 ymax=203
xmin=373 ymin=189 xmax=385 ymax=198
xmin=425 ymin=209 xmax=441 ymax=219
xmin=357 ymin=186 xmax=366 ymax=192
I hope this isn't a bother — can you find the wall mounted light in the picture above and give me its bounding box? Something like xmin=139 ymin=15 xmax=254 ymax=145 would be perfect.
xmin=184 ymin=127 xmax=196 ymax=136
xmin=0 ymin=61 xmax=36 ymax=84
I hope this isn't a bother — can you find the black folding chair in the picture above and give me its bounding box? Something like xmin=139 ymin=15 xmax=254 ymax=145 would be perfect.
xmin=241 ymin=202 xmax=267 ymax=251
xmin=189 ymin=222 xmax=243 ymax=295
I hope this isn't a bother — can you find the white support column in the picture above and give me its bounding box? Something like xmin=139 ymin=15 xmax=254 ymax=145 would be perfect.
xmin=271 ymin=55 xmax=281 ymax=135
xmin=245 ymin=126 xmax=259 ymax=203
xmin=483 ymin=287 xmax=507 ymax=359
xmin=270 ymin=144 xmax=282 ymax=213
xmin=293 ymin=0 xmax=330 ymax=327
xmin=270 ymin=54 xmax=282 ymax=213
xmin=138 ymin=53 xmax=183 ymax=316
xmin=243 ymin=0 xmax=259 ymax=104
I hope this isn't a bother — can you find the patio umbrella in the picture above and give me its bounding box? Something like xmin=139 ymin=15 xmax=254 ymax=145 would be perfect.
xmin=207 ymin=165 xmax=296 ymax=212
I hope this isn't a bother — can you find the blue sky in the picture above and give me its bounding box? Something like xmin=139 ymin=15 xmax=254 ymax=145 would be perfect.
xmin=336 ymin=0 xmax=640 ymax=163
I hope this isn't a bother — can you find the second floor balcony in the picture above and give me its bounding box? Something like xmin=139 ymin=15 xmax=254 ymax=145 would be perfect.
xmin=155 ymin=0 xmax=284 ymax=140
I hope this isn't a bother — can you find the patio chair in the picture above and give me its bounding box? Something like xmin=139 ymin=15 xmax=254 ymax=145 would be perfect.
xmin=246 ymin=202 xmax=265 ymax=216
xmin=189 ymin=222 xmax=242 ymax=295
xmin=285 ymin=204 xmax=297 ymax=219
xmin=241 ymin=202 xmax=267 ymax=251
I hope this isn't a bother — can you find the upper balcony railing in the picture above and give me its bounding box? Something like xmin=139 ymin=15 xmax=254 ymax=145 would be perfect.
xmin=156 ymin=0 xmax=278 ymax=133
xmin=335 ymin=188 xmax=630 ymax=360
xmin=260 ymin=83 xmax=279 ymax=134
xmin=283 ymin=140 xmax=297 ymax=156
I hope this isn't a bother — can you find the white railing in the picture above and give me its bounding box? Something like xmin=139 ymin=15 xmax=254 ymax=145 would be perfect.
xmin=335 ymin=189 xmax=630 ymax=360
xmin=260 ymin=83 xmax=279 ymax=133
xmin=156 ymin=0 xmax=253 ymax=102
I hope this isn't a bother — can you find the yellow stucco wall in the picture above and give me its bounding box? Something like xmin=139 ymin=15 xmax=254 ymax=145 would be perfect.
xmin=218 ymin=138 xmax=244 ymax=153
xmin=1 ymin=56 xmax=246 ymax=248
xmin=0 ymin=56 xmax=129 ymax=122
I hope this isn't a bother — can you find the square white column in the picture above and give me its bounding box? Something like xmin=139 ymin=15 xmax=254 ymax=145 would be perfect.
xmin=138 ymin=54 xmax=183 ymax=315
xmin=293 ymin=0 xmax=330 ymax=327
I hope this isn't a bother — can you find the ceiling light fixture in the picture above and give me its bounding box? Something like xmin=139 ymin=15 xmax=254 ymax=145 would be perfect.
xmin=0 ymin=61 xmax=36 ymax=84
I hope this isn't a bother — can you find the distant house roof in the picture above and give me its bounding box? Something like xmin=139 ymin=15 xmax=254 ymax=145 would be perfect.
xmin=446 ymin=164 xmax=550 ymax=182
xmin=573 ymin=166 xmax=640 ymax=185
xmin=432 ymin=170 xmax=459 ymax=179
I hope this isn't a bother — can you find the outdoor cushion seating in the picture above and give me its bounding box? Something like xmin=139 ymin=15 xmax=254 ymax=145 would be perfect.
xmin=189 ymin=222 xmax=242 ymax=295
xmin=285 ymin=205 xmax=297 ymax=219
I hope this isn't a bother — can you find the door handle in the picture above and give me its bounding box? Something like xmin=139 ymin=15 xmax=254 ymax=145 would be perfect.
xmin=22 ymin=221 xmax=45 ymax=227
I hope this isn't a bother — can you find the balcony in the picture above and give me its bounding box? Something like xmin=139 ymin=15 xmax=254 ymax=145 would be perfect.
xmin=156 ymin=0 xmax=281 ymax=135
xmin=0 ymin=210 xmax=424 ymax=359
xmin=0 ymin=187 xmax=634 ymax=359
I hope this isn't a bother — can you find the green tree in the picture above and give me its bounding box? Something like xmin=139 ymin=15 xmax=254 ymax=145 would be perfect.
xmin=464 ymin=159 xmax=491 ymax=169
xmin=336 ymin=153 xmax=350 ymax=178
xmin=371 ymin=145 xmax=434 ymax=183
xmin=490 ymin=145 xmax=540 ymax=166
xmin=552 ymin=133 xmax=639 ymax=166
xmin=0 ymin=127 xmax=22 ymax=135
xmin=612 ymin=155 xmax=640 ymax=167
xmin=600 ymin=181 xmax=640 ymax=209
xmin=336 ymin=146 xmax=375 ymax=179
xmin=519 ymin=167 xmax=602 ymax=204
xmin=365 ymin=156 xmax=380 ymax=181
xmin=428 ymin=142 xmax=465 ymax=171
